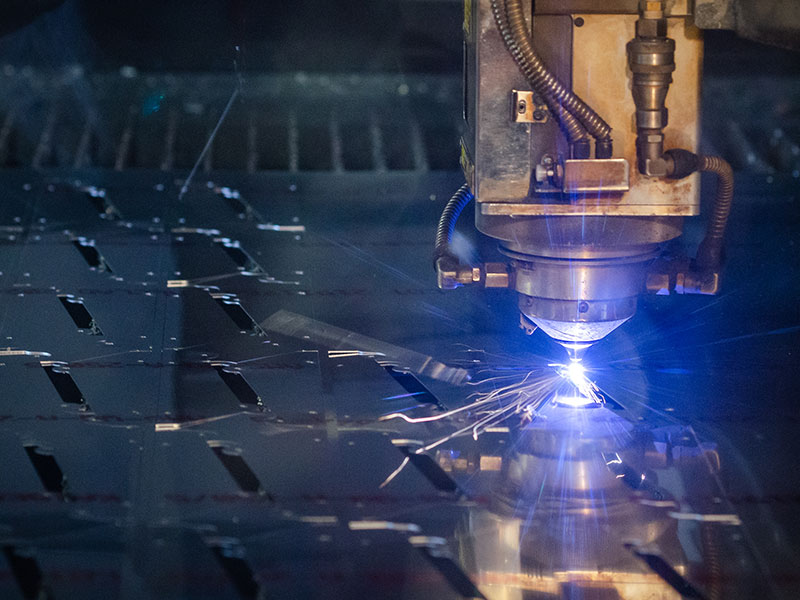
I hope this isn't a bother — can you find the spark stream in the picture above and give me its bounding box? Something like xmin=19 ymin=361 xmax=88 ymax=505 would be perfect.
xmin=377 ymin=356 xmax=607 ymax=487
xmin=21 ymin=360 xmax=305 ymax=370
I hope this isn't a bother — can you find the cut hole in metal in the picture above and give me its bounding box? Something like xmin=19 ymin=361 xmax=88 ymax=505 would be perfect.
xmin=213 ymin=238 xmax=265 ymax=273
xmin=205 ymin=538 xmax=261 ymax=600
xmin=2 ymin=546 xmax=52 ymax=600
xmin=209 ymin=293 xmax=267 ymax=336
xmin=57 ymin=294 xmax=103 ymax=335
xmin=71 ymin=237 xmax=113 ymax=272
xmin=410 ymin=537 xmax=486 ymax=599
xmin=81 ymin=186 xmax=122 ymax=220
xmin=23 ymin=444 xmax=68 ymax=497
xmin=383 ymin=365 xmax=444 ymax=409
xmin=394 ymin=442 xmax=463 ymax=497
xmin=211 ymin=362 xmax=264 ymax=408
xmin=207 ymin=441 xmax=270 ymax=497
xmin=40 ymin=361 xmax=90 ymax=409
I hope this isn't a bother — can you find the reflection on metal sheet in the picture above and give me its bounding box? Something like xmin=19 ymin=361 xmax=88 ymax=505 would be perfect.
xmin=0 ymin=157 xmax=796 ymax=598
xmin=263 ymin=309 xmax=471 ymax=385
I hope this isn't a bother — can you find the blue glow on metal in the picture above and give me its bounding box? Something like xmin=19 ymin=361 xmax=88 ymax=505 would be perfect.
xmin=565 ymin=361 xmax=586 ymax=387
xmin=382 ymin=391 xmax=427 ymax=401
xmin=550 ymin=360 xmax=603 ymax=405
xmin=142 ymin=92 xmax=165 ymax=115
xmin=555 ymin=393 xmax=596 ymax=408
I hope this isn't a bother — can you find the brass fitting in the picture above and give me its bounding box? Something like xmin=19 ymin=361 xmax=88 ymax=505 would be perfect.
xmin=483 ymin=262 xmax=511 ymax=288
xmin=646 ymin=258 xmax=721 ymax=295
xmin=628 ymin=0 xmax=676 ymax=177
xmin=436 ymin=257 xmax=510 ymax=290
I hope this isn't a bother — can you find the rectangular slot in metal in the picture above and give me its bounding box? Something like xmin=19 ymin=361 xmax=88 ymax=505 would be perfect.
xmin=382 ymin=365 xmax=444 ymax=409
xmin=213 ymin=238 xmax=265 ymax=273
xmin=71 ymin=237 xmax=113 ymax=273
xmin=213 ymin=186 xmax=262 ymax=220
xmin=23 ymin=444 xmax=68 ymax=497
xmin=57 ymin=294 xmax=103 ymax=335
xmin=2 ymin=546 xmax=52 ymax=600
xmin=626 ymin=543 xmax=708 ymax=599
xmin=209 ymin=293 xmax=267 ymax=336
xmin=205 ymin=538 xmax=261 ymax=600
xmin=80 ymin=185 xmax=122 ymax=220
xmin=212 ymin=362 xmax=264 ymax=408
xmin=410 ymin=537 xmax=486 ymax=599
xmin=40 ymin=361 xmax=90 ymax=409
xmin=394 ymin=443 xmax=463 ymax=497
xmin=207 ymin=441 xmax=269 ymax=497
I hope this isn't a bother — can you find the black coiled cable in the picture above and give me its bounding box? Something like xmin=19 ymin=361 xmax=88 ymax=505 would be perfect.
xmin=696 ymin=155 xmax=734 ymax=271
xmin=434 ymin=184 xmax=473 ymax=267
xmin=666 ymin=150 xmax=735 ymax=271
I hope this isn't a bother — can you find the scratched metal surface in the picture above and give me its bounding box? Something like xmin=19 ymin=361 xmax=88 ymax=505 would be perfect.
xmin=0 ymin=164 xmax=797 ymax=599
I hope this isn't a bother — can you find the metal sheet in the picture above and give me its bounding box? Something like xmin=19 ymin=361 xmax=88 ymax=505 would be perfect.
xmin=0 ymin=164 xmax=796 ymax=598
xmin=0 ymin=69 xmax=797 ymax=599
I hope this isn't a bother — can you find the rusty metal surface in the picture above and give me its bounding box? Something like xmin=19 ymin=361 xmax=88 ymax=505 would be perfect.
xmin=561 ymin=158 xmax=630 ymax=193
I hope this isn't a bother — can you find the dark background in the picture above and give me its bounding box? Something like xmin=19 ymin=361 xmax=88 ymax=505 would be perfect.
xmin=0 ymin=0 xmax=798 ymax=76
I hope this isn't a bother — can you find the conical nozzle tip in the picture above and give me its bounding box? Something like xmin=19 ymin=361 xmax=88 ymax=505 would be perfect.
xmin=560 ymin=341 xmax=593 ymax=362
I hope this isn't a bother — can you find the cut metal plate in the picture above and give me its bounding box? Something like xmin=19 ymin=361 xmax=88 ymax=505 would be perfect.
xmin=0 ymin=69 xmax=798 ymax=599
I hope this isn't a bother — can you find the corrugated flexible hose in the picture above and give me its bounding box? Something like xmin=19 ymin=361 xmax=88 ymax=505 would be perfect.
xmin=495 ymin=0 xmax=613 ymax=155
xmin=489 ymin=0 xmax=590 ymax=153
xmin=696 ymin=155 xmax=734 ymax=270
xmin=434 ymin=184 xmax=473 ymax=267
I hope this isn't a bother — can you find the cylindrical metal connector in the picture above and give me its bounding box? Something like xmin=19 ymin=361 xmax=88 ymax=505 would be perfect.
xmin=628 ymin=0 xmax=675 ymax=177
xmin=627 ymin=36 xmax=675 ymax=176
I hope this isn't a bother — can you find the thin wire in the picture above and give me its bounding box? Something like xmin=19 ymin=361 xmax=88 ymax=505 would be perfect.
xmin=178 ymin=87 xmax=241 ymax=201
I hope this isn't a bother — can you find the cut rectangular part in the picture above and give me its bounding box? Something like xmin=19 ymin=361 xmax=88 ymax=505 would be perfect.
xmin=71 ymin=237 xmax=113 ymax=272
xmin=2 ymin=546 xmax=52 ymax=600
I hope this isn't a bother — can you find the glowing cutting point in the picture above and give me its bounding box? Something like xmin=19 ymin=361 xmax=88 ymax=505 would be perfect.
xmin=549 ymin=360 xmax=604 ymax=406
xmin=565 ymin=360 xmax=586 ymax=388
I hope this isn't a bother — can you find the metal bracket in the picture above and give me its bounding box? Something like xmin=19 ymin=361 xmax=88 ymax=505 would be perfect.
xmin=511 ymin=90 xmax=548 ymax=123
xmin=436 ymin=258 xmax=510 ymax=290
xmin=646 ymin=257 xmax=721 ymax=295
xmin=562 ymin=158 xmax=630 ymax=194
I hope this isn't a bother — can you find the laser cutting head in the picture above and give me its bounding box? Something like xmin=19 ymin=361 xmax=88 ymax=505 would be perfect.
xmin=448 ymin=0 xmax=707 ymax=356
xmin=486 ymin=215 xmax=675 ymax=357
xmin=511 ymin=250 xmax=652 ymax=356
